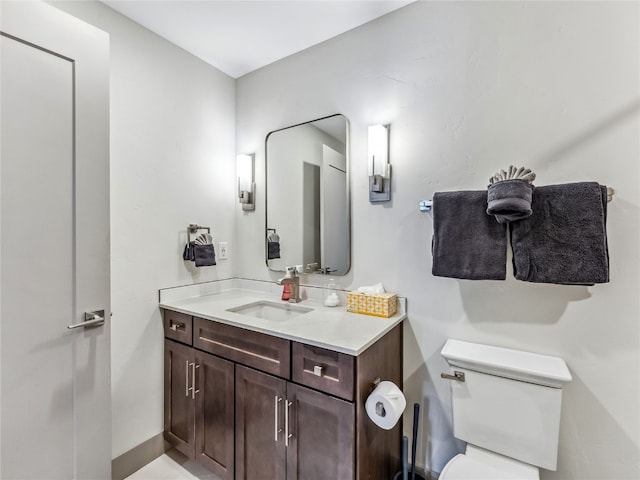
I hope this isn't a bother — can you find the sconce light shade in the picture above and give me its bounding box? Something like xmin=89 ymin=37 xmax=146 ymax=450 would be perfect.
xmin=237 ymin=153 xmax=255 ymax=211
xmin=368 ymin=124 xmax=391 ymax=202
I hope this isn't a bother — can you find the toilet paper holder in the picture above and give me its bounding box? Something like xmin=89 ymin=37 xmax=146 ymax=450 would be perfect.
xmin=366 ymin=377 xmax=405 ymax=430
xmin=371 ymin=377 xmax=387 ymax=416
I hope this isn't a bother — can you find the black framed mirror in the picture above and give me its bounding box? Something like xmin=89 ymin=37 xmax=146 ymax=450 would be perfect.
xmin=265 ymin=114 xmax=350 ymax=275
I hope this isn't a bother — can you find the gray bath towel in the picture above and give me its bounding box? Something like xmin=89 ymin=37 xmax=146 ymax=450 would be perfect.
xmin=510 ymin=182 xmax=609 ymax=285
xmin=487 ymin=179 xmax=534 ymax=223
xmin=432 ymin=190 xmax=508 ymax=280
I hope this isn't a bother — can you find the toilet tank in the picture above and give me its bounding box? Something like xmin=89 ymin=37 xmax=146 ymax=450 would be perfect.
xmin=441 ymin=339 xmax=572 ymax=471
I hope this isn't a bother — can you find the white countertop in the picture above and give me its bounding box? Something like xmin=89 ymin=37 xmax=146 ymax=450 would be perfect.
xmin=160 ymin=287 xmax=406 ymax=356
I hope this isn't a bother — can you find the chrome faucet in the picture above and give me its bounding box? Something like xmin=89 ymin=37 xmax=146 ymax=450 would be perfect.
xmin=277 ymin=267 xmax=302 ymax=303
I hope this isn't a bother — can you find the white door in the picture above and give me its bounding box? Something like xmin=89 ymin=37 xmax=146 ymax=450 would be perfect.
xmin=0 ymin=2 xmax=111 ymax=478
xmin=321 ymin=144 xmax=348 ymax=275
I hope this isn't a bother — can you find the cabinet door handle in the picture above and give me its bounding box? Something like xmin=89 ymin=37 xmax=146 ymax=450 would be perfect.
xmin=284 ymin=400 xmax=293 ymax=447
xmin=274 ymin=396 xmax=283 ymax=442
xmin=191 ymin=363 xmax=200 ymax=399
xmin=185 ymin=360 xmax=190 ymax=397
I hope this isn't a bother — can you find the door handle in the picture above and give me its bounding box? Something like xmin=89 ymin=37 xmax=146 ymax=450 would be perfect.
xmin=68 ymin=310 xmax=105 ymax=330
xmin=185 ymin=362 xmax=200 ymax=398
xmin=284 ymin=400 xmax=293 ymax=447
xmin=191 ymin=363 xmax=200 ymax=399
xmin=274 ymin=396 xmax=283 ymax=442
xmin=185 ymin=361 xmax=190 ymax=397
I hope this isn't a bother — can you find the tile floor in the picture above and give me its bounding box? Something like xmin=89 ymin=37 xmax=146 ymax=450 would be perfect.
xmin=124 ymin=449 xmax=221 ymax=480
xmin=124 ymin=449 xmax=432 ymax=480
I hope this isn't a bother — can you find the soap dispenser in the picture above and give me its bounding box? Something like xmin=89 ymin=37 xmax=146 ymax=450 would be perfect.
xmin=323 ymin=279 xmax=339 ymax=307
xmin=281 ymin=267 xmax=293 ymax=301
xmin=282 ymin=283 xmax=291 ymax=301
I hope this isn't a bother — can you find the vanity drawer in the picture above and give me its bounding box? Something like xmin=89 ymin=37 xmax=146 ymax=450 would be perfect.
xmin=163 ymin=309 xmax=193 ymax=345
xmin=292 ymin=342 xmax=355 ymax=401
xmin=193 ymin=317 xmax=290 ymax=378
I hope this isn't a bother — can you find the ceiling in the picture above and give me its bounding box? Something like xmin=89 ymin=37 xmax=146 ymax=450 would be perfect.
xmin=101 ymin=0 xmax=414 ymax=78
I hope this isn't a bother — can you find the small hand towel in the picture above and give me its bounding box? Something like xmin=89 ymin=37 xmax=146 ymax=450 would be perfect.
xmin=194 ymin=244 xmax=216 ymax=267
xmin=432 ymin=190 xmax=508 ymax=280
xmin=487 ymin=179 xmax=534 ymax=223
xmin=267 ymin=241 xmax=281 ymax=259
xmin=510 ymin=182 xmax=609 ymax=285
xmin=183 ymin=242 xmax=196 ymax=262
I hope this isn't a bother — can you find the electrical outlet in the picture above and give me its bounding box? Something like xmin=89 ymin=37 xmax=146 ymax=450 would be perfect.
xmin=218 ymin=241 xmax=229 ymax=260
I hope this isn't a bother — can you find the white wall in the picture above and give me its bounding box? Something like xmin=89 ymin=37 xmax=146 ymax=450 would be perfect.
xmin=49 ymin=1 xmax=236 ymax=458
xmin=237 ymin=2 xmax=640 ymax=479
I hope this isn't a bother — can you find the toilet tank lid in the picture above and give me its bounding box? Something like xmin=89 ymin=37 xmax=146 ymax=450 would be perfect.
xmin=441 ymin=339 xmax=572 ymax=388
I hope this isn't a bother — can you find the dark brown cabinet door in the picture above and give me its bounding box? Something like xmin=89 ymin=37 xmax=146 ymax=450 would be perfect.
xmin=195 ymin=350 xmax=235 ymax=479
xmin=164 ymin=339 xmax=195 ymax=458
xmin=286 ymin=383 xmax=355 ymax=480
xmin=236 ymin=365 xmax=287 ymax=480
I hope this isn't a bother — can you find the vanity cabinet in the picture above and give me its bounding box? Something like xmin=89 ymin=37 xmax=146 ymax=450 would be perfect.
xmin=163 ymin=308 xmax=402 ymax=480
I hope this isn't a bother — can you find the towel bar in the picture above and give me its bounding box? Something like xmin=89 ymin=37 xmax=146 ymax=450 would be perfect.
xmin=418 ymin=200 xmax=433 ymax=212
xmin=606 ymin=187 xmax=614 ymax=202
xmin=419 ymin=186 xmax=614 ymax=212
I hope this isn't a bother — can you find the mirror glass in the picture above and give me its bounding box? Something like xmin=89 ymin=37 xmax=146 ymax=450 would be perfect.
xmin=266 ymin=114 xmax=350 ymax=275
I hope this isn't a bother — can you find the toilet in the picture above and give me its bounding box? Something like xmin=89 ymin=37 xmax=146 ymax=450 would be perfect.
xmin=439 ymin=339 xmax=572 ymax=480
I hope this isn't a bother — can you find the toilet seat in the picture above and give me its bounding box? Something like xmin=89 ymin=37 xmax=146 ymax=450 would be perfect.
xmin=439 ymin=446 xmax=540 ymax=480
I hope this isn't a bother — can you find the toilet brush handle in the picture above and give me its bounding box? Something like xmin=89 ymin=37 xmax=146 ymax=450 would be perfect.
xmin=411 ymin=403 xmax=419 ymax=480
xmin=402 ymin=436 xmax=408 ymax=480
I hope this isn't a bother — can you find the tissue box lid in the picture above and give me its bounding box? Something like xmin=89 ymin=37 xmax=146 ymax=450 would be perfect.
xmin=347 ymin=292 xmax=398 ymax=318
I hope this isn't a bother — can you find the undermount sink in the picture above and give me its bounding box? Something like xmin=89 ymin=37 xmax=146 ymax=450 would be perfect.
xmin=226 ymin=300 xmax=313 ymax=321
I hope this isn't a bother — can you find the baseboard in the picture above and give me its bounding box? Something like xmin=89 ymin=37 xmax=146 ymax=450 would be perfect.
xmin=111 ymin=433 xmax=170 ymax=480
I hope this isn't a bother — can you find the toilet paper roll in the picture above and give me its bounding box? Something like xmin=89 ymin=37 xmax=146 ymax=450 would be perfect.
xmin=365 ymin=380 xmax=406 ymax=430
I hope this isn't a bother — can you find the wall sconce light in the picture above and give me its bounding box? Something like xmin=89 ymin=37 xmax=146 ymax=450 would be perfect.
xmin=368 ymin=124 xmax=391 ymax=202
xmin=237 ymin=153 xmax=255 ymax=211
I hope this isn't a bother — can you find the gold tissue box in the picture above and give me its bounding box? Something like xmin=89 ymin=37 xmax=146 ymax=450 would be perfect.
xmin=347 ymin=292 xmax=398 ymax=318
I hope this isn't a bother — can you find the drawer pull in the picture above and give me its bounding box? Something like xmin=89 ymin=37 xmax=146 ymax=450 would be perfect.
xmin=303 ymin=368 xmax=339 ymax=383
xmin=169 ymin=321 xmax=186 ymax=332
xmin=313 ymin=365 xmax=324 ymax=377
xmin=199 ymin=336 xmax=280 ymax=364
